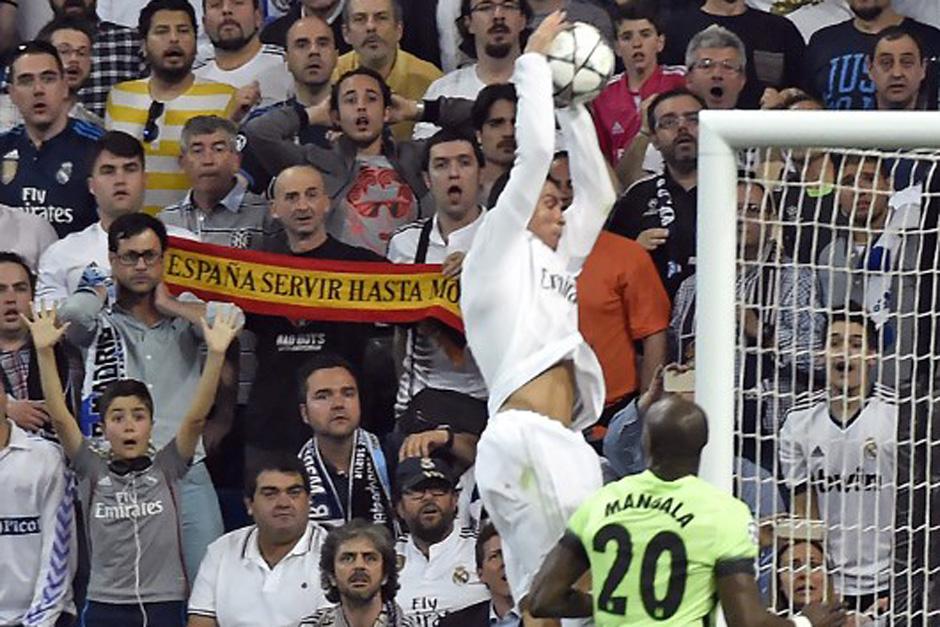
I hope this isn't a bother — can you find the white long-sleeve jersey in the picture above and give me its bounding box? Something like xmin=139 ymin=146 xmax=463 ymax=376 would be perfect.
xmin=0 ymin=419 xmax=76 ymax=627
xmin=460 ymin=53 xmax=617 ymax=431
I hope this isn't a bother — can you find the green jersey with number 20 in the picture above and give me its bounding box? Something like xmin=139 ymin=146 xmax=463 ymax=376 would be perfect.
xmin=568 ymin=470 xmax=758 ymax=626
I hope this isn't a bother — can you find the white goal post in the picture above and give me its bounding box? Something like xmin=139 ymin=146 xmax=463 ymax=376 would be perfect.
xmin=695 ymin=109 xmax=940 ymax=625
xmin=695 ymin=109 xmax=940 ymax=492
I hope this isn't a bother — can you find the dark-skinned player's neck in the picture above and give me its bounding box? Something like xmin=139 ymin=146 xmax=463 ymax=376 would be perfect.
xmin=294 ymin=80 xmax=331 ymax=107
xmin=287 ymin=228 xmax=328 ymax=254
xmin=26 ymin=112 xmax=69 ymax=148
xmin=0 ymin=327 xmax=29 ymax=353
xmin=149 ymin=71 xmax=195 ymax=101
xmin=667 ymin=162 xmax=697 ymax=191
xmin=116 ymin=288 xmax=162 ymax=325
xmin=437 ymin=204 xmax=482 ymax=241
xmin=702 ymin=0 xmax=746 ymax=17
xmin=649 ymin=459 xmax=698 ymax=482
xmin=315 ymin=431 xmax=355 ymax=474
xmin=340 ymin=594 xmax=384 ymax=627
xmin=853 ymin=7 xmax=902 ymax=34
xmin=257 ymin=524 xmax=305 ymax=568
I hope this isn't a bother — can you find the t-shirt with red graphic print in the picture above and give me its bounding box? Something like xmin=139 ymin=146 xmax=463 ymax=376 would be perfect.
xmin=329 ymin=155 xmax=419 ymax=256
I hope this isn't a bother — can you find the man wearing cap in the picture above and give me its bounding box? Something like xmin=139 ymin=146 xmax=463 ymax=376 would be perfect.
xmin=394 ymin=456 xmax=489 ymax=626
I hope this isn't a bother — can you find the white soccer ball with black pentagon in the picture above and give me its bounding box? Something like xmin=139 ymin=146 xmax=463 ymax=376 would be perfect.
xmin=546 ymin=22 xmax=615 ymax=107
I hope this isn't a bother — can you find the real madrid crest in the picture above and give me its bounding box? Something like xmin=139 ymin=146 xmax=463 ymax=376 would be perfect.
xmin=396 ymin=553 xmax=406 ymax=572
xmin=863 ymin=438 xmax=878 ymax=460
xmin=56 ymin=161 xmax=73 ymax=185
xmin=452 ymin=565 xmax=470 ymax=585
xmin=2 ymin=150 xmax=18 ymax=184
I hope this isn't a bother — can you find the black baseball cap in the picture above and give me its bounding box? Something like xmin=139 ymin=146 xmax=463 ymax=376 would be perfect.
xmin=396 ymin=456 xmax=457 ymax=494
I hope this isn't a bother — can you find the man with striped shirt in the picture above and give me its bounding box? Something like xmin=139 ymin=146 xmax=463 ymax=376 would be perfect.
xmin=105 ymin=0 xmax=236 ymax=216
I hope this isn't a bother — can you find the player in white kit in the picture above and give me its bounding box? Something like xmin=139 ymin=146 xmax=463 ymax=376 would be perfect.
xmin=459 ymin=11 xmax=617 ymax=625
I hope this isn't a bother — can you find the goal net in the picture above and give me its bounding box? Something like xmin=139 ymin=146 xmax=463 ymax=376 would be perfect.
xmin=694 ymin=111 xmax=940 ymax=627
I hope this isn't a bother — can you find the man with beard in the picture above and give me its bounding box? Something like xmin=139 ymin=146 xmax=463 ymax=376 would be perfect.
xmin=195 ymin=0 xmax=293 ymax=109
xmin=0 ymin=41 xmax=102 ymax=238
xmin=106 ymin=0 xmax=237 ymax=216
xmin=295 ymin=353 xmax=395 ymax=532
xmin=46 ymin=0 xmax=146 ymax=119
xmin=806 ymin=0 xmax=940 ymax=110
xmin=394 ymin=456 xmax=489 ymax=626
xmin=471 ymin=83 xmax=516 ymax=207
xmin=187 ymin=456 xmax=330 ymax=627
xmin=31 ymin=17 xmax=103 ymax=128
xmin=334 ymin=0 xmax=442 ymax=140
xmin=607 ymin=88 xmax=702 ymax=300
xmin=412 ymin=0 xmax=531 ymax=140
xmin=239 ymin=15 xmax=338 ymax=194
xmin=301 ymin=520 xmax=410 ymax=626
xmin=262 ymin=0 xmax=350 ymax=55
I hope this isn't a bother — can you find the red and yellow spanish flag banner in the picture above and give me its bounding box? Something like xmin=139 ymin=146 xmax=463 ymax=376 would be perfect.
xmin=163 ymin=236 xmax=463 ymax=332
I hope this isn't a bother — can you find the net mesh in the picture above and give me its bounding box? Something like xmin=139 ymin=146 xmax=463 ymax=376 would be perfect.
xmin=688 ymin=146 xmax=940 ymax=625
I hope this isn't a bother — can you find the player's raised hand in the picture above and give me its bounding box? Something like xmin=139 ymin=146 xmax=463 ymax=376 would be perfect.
xmin=525 ymin=10 xmax=568 ymax=56
xmin=21 ymin=304 xmax=70 ymax=351
xmin=800 ymin=602 xmax=847 ymax=627
xmin=200 ymin=306 xmax=242 ymax=355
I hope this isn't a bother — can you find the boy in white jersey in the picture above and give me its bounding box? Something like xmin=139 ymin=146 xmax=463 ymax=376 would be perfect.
xmin=459 ymin=10 xmax=617 ymax=624
xmin=779 ymin=308 xmax=895 ymax=619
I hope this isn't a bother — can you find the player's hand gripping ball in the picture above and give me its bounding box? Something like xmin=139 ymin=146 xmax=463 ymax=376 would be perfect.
xmin=547 ymin=22 xmax=615 ymax=107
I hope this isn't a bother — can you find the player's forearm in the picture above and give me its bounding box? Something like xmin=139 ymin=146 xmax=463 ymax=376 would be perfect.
xmin=528 ymin=588 xmax=593 ymax=619
xmin=35 ymin=347 xmax=82 ymax=458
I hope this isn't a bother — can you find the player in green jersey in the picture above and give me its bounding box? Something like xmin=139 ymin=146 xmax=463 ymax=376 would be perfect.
xmin=528 ymin=395 xmax=845 ymax=627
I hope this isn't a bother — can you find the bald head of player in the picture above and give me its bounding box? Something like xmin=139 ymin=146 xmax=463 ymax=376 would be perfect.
xmin=642 ymin=395 xmax=708 ymax=480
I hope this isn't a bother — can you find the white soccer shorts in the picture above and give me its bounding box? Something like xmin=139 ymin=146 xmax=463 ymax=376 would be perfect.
xmin=475 ymin=409 xmax=603 ymax=603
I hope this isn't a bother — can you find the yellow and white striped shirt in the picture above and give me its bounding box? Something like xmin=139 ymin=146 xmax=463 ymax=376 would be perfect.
xmin=105 ymin=78 xmax=236 ymax=215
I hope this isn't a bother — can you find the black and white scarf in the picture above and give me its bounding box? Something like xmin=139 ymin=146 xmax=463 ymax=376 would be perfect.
xmin=298 ymin=429 xmax=394 ymax=532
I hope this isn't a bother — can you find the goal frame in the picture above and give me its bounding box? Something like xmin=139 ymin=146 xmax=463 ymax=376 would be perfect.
xmin=695 ymin=109 xmax=940 ymax=493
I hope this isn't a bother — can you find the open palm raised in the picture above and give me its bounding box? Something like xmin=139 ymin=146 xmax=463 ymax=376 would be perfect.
xmin=21 ymin=304 xmax=70 ymax=350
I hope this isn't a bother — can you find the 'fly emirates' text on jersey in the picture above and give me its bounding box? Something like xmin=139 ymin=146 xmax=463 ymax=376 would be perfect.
xmin=460 ymin=53 xmax=616 ymax=431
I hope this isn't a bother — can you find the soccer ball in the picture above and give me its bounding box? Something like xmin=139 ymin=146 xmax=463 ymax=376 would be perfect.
xmin=546 ymin=22 xmax=615 ymax=107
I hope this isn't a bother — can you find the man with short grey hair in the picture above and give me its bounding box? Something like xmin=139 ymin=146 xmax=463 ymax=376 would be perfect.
xmin=661 ymin=0 xmax=805 ymax=109
xmin=684 ymin=24 xmax=748 ymax=110
xmin=159 ymin=115 xmax=271 ymax=250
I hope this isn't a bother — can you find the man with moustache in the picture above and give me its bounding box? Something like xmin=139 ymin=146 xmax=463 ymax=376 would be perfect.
xmin=394 ymin=456 xmax=489 ymax=627
xmin=238 ymin=15 xmax=339 ymax=194
xmin=106 ymin=0 xmax=237 ymax=216
xmin=187 ymin=456 xmax=330 ymax=627
xmin=195 ymin=0 xmax=293 ymax=109
xmin=412 ymin=0 xmax=531 ymax=139
xmin=333 ymin=0 xmax=442 ymax=140
xmin=301 ymin=520 xmax=410 ymax=626
xmin=46 ymin=0 xmax=146 ymax=119
xmin=470 ymin=83 xmax=516 ymax=207
xmin=806 ymin=0 xmax=940 ymax=110
xmin=607 ymin=88 xmax=703 ymax=300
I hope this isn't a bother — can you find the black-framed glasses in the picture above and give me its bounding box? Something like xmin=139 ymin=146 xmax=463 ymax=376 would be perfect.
xmin=690 ymin=58 xmax=743 ymax=74
xmin=469 ymin=1 xmax=522 ymax=15
xmin=114 ymin=250 xmax=163 ymax=267
xmin=142 ymin=100 xmax=165 ymax=143
xmin=655 ymin=111 xmax=700 ymax=130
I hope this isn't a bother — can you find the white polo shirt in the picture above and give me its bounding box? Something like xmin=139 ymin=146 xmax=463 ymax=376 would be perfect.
xmin=194 ymin=45 xmax=293 ymax=108
xmin=395 ymin=526 xmax=489 ymax=627
xmin=188 ymin=522 xmax=329 ymax=627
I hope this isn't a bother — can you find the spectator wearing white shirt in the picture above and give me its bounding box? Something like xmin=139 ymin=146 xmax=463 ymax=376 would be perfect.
xmin=0 ymin=207 xmax=57 ymax=272
xmin=0 ymin=384 xmax=77 ymax=627
xmin=394 ymin=456 xmax=488 ymax=626
xmin=187 ymin=455 xmax=329 ymax=627
xmin=35 ymin=131 xmax=193 ymax=304
xmin=195 ymin=0 xmax=293 ymax=110
xmin=412 ymin=0 xmax=530 ymax=139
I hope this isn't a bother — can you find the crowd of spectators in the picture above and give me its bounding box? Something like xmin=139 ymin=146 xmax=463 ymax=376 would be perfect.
xmin=1 ymin=0 xmax=940 ymax=625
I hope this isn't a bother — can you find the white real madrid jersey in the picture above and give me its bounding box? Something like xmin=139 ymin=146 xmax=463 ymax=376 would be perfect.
xmin=778 ymin=396 xmax=897 ymax=595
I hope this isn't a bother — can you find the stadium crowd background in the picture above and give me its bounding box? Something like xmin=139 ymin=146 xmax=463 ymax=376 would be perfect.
xmin=1 ymin=0 xmax=939 ymax=625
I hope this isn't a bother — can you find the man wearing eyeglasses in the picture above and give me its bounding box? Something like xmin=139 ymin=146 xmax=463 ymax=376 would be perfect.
xmin=36 ymin=17 xmax=104 ymax=128
xmin=56 ymin=211 xmax=243 ymax=582
xmin=394 ymin=456 xmax=489 ymax=627
xmin=659 ymin=0 xmax=806 ymax=110
xmin=106 ymin=0 xmax=237 ymax=217
xmin=607 ymin=88 xmax=703 ymax=300
xmin=0 ymin=40 xmax=102 ymax=239
xmin=412 ymin=0 xmax=530 ymax=140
